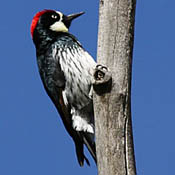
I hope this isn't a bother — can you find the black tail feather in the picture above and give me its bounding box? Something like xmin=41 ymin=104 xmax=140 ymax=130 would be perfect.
xmin=82 ymin=132 xmax=97 ymax=164
xmin=74 ymin=132 xmax=96 ymax=166
xmin=75 ymin=141 xmax=90 ymax=166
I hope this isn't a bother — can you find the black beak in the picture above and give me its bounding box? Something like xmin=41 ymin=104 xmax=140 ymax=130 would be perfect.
xmin=66 ymin=12 xmax=85 ymax=22
xmin=63 ymin=12 xmax=85 ymax=29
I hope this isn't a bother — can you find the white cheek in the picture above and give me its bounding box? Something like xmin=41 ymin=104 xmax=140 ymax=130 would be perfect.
xmin=50 ymin=21 xmax=68 ymax=32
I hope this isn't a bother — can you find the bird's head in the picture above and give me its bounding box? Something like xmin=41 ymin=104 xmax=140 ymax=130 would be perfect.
xmin=31 ymin=9 xmax=84 ymax=38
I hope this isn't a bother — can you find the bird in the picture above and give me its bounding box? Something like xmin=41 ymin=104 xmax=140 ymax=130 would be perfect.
xmin=30 ymin=9 xmax=97 ymax=166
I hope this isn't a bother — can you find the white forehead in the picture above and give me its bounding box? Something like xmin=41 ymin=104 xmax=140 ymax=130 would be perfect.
xmin=56 ymin=11 xmax=63 ymax=19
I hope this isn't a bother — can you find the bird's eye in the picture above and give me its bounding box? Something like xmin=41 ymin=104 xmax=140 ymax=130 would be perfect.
xmin=51 ymin=15 xmax=58 ymax=19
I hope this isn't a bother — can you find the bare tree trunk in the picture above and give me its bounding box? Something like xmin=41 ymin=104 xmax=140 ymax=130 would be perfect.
xmin=93 ymin=0 xmax=137 ymax=175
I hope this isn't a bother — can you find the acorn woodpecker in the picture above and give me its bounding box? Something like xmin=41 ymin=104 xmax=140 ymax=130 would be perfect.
xmin=30 ymin=9 xmax=97 ymax=166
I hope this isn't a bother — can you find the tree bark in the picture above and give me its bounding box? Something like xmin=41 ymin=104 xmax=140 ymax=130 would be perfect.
xmin=93 ymin=0 xmax=137 ymax=175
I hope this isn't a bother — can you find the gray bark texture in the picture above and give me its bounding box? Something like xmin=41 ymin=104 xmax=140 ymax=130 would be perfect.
xmin=93 ymin=0 xmax=137 ymax=175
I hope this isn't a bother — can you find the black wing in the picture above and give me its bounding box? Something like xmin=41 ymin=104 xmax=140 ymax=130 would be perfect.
xmin=37 ymin=45 xmax=96 ymax=166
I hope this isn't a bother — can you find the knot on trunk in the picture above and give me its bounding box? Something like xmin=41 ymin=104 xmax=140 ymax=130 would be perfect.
xmin=93 ymin=64 xmax=112 ymax=95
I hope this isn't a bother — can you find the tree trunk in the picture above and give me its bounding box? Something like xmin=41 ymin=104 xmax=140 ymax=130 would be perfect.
xmin=93 ymin=0 xmax=137 ymax=175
